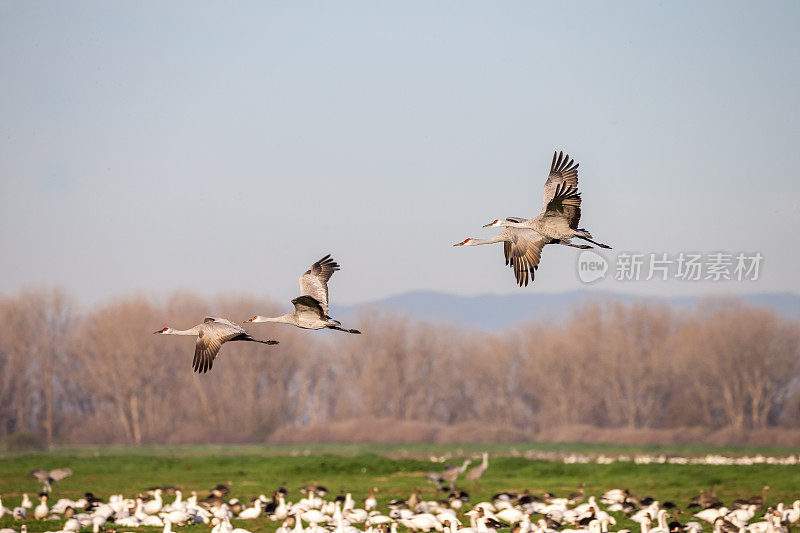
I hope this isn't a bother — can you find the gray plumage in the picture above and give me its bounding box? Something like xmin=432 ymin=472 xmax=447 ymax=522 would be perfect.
xmin=439 ymin=460 xmax=471 ymax=490
xmin=299 ymin=255 xmax=339 ymax=315
xmin=453 ymin=226 xmax=550 ymax=287
xmin=154 ymin=317 xmax=279 ymax=374
xmin=461 ymin=151 xmax=611 ymax=286
xmin=492 ymin=151 xmax=612 ymax=248
xmin=465 ymin=452 xmax=489 ymax=482
xmin=248 ymin=255 xmax=361 ymax=334
xmin=30 ymin=468 xmax=72 ymax=493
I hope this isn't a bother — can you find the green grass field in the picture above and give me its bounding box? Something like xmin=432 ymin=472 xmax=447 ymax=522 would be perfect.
xmin=1 ymin=444 xmax=798 ymax=533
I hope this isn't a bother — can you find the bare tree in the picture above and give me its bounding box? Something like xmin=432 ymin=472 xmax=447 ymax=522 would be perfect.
xmin=2 ymin=286 xmax=800 ymax=447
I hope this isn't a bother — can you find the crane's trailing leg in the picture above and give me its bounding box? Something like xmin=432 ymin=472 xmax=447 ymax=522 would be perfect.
xmin=575 ymin=229 xmax=612 ymax=249
xmin=558 ymin=239 xmax=592 ymax=249
xmin=328 ymin=325 xmax=362 ymax=334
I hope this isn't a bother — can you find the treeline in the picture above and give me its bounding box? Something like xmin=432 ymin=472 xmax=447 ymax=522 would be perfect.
xmin=1 ymin=287 xmax=799 ymax=449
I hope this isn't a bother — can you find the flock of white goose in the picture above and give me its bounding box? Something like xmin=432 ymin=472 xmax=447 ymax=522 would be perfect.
xmin=1 ymin=477 xmax=799 ymax=533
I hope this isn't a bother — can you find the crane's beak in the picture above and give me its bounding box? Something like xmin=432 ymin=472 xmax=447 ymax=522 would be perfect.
xmin=453 ymin=241 xmax=465 ymax=246
xmin=244 ymin=316 xmax=256 ymax=323
xmin=482 ymin=223 xmax=493 ymax=227
xmin=153 ymin=330 xmax=162 ymax=334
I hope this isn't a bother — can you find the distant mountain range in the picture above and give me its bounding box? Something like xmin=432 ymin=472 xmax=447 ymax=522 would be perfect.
xmin=339 ymin=291 xmax=800 ymax=331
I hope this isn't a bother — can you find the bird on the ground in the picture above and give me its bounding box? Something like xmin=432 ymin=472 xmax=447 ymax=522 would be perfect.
xmin=30 ymin=468 xmax=73 ymax=493
xmin=747 ymin=486 xmax=770 ymax=510
xmin=484 ymin=151 xmax=611 ymax=249
xmin=569 ymin=483 xmax=586 ymax=504
xmin=33 ymin=495 xmax=49 ymax=520
xmin=465 ymin=453 xmax=489 ymax=483
xmin=0 ymin=527 xmax=27 ymax=533
xmin=12 ymin=506 xmax=26 ymax=520
xmin=246 ymin=255 xmax=360 ymax=334
xmin=154 ymin=317 xmax=278 ymax=373
xmin=441 ymin=460 xmax=472 ymax=490
xmin=238 ymin=499 xmax=263 ymax=520
xmin=364 ymin=488 xmax=378 ymax=512
xmin=142 ymin=489 xmax=163 ymax=515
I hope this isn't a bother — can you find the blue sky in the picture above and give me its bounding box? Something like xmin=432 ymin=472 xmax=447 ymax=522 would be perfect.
xmin=1 ymin=1 xmax=798 ymax=306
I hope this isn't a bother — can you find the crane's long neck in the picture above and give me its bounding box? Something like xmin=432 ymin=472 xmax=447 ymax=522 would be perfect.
xmin=167 ymin=326 xmax=200 ymax=335
xmin=468 ymin=234 xmax=508 ymax=245
xmin=253 ymin=314 xmax=293 ymax=324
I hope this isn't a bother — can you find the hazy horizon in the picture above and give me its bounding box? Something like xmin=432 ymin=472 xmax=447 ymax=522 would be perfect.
xmin=2 ymin=1 xmax=799 ymax=307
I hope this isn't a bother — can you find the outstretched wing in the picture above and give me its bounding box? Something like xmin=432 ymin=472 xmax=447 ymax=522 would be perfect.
xmin=48 ymin=468 xmax=72 ymax=482
xmin=291 ymin=295 xmax=326 ymax=318
xmin=541 ymin=151 xmax=580 ymax=213
xmin=193 ymin=320 xmax=246 ymax=374
xmin=299 ymin=254 xmax=340 ymax=315
xmin=544 ymin=182 xmax=582 ymax=229
xmin=30 ymin=469 xmax=50 ymax=483
xmin=502 ymin=228 xmax=550 ymax=287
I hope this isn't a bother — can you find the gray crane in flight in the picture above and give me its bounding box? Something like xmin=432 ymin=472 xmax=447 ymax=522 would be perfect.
xmin=455 ymin=151 xmax=611 ymax=286
xmin=484 ymin=151 xmax=612 ymax=248
xmin=154 ymin=317 xmax=278 ymax=374
xmin=453 ymin=225 xmax=555 ymax=287
xmin=246 ymin=255 xmax=361 ymax=334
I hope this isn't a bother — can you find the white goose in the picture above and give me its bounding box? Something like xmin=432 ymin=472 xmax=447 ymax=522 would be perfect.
xmin=495 ymin=508 xmax=525 ymax=525
xmin=34 ymin=495 xmax=49 ymax=520
xmin=782 ymin=500 xmax=800 ymax=523
xmin=238 ymin=499 xmax=263 ymax=520
xmin=291 ymin=514 xmax=306 ymax=533
xmin=273 ymin=496 xmax=289 ymax=521
xmin=0 ymin=497 xmax=9 ymax=518
xmin=143 ymin=490 xmax=164 ymax=515
xmin=161 ymin=491 xmax=184 ymax=513
xmin=364 ymin=489 xmax=378 ymax=512
xmin=695 ymin=506 xmax=729 ymax=524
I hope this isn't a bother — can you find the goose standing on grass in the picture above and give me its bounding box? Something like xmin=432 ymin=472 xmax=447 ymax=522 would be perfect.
xmin=33 ymin=495 xmax=49 ymax=520
xmin=246 ymin=255 xmax=361 ymax=334
xmin=238 ymin=499 xmax=263 ymax=520
xmin=364 ymin=488 xmax=378 ymax=512
xmin=154 ymin=317 xmax=279 ymax=373
xmin=143 ymin=489 xmax=163 ymax=515
xmin=484 ymin=151 xmax=612 ymax=249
